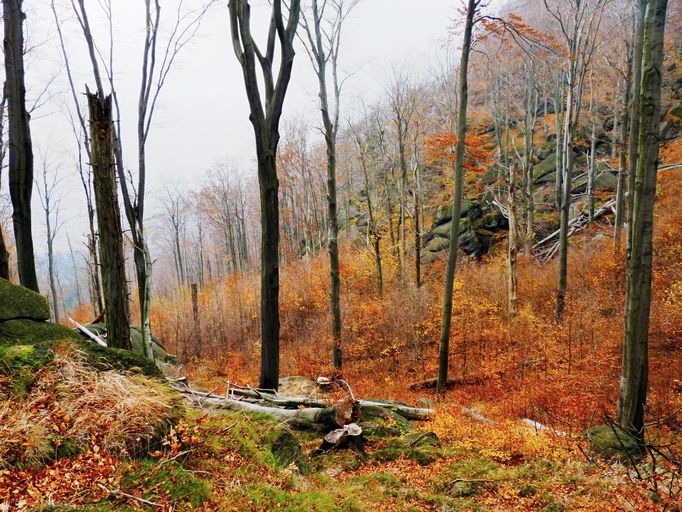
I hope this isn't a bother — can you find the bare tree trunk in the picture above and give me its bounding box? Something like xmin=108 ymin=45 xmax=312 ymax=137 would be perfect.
xmin=191 ymin=282 xmax=201 ymax=355
xmin=87 ymin=91 xmax=131 ymax=351
xmin=4 ymin=0 xmax=38 ymax=292
xmin=413 ymin=158 xmax=421 ymax=288
xmin=627 ymin=0 xmax=647 ymax=259
xmin=228 ymin=0 xmax=301 ymax=390
xmin=437 ymin=0 xmax=478 ymax=395
xmin=553 ymin=72 xmax=564 ymax=212
xmin=615 ymin=44 xmax=633 ymax=250
xmin=0 ymin=94 xmax=9 ymax=281
xmin=66 ymin=233 xmax=83 ymax=307
xmin=618 ymin=0 xmax=668 ymax=445
xmin=0 ymin=227 xmax=8 ymax=280
xmin=522 ymin=65 xmax=538 ymax=255
xmin=508 ymin=165 xmax=518 ymax=317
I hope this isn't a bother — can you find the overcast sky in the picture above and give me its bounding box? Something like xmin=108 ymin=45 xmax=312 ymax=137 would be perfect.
xmin=15 ymin=0 xmax=506 ymax=255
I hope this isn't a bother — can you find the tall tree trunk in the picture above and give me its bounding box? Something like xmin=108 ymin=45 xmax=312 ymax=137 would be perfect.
xmin=0 ymin=227 xmax=9 ymax=280
xmin=257 ymin=146 xmax=281 ymax=389
xmin=87 ymin=91 xmax=131 ymax=351
xmin=45 ymin=202 xmax=60 ymax=323
xmin=67 ymin=233 xmax=83 ymax=307
xmin=627 ymin=0 xmax=647 ymax=259
xmin=523 ymin=66 xmax=538 ymax=255
xmin=615 ymin=45 xmax=633 ymax=250
xmin=618 ymin=0 xmax=668 ymax=445
xmin=508 ymin=165 xmax=518 ymax=317
xmin=437 ymin=0 xmax=477 ymax=395
xmin=4 ymin=0 xmax=38 ymax=291
xmin=413 ymin=160 xmax=421 ymax=288
xmin=553 ymin=72 xmax=564 ymax=212
xmin=0 ymin=94 xmax=9 ymax=281
xmin=228 ymin=0 xmax=301 ymax=390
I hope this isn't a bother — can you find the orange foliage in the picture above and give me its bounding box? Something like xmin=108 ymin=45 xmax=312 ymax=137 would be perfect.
xmin=425 ymin=131 xmax=495 ymax=173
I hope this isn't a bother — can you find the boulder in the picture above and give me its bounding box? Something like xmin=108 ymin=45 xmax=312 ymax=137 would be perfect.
xmin=0 ymin=278 xmax=50 ymax=322
xmin=586 ymin=424 xmax=642 ymax=461
xmin=85 ymin=323 xmax=178 ymax=364
xmin=572 ymin=170 xmax=618 ymax=194
xmin=434 ymin=199 xmax=481 ymax=226
xmin=532 ymin=152 xmax=559 ymax=183
xmin=425 ymin=236 xmax=450 ymax=253
xmin=0 ymin=318 xmax=80 ymax=344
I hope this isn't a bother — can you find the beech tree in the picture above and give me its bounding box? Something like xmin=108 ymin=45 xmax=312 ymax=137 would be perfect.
xmin=546 ymin=0 xmax=610 ymax=321
xmin=228 ymin=0 xmax=302 ymax=390
xmin=36 ymin=154 xmax=64 ymax=323
xmin=300 ymin=0 xmax=360 ymax=371
xmin=3 ymin=0 xmax=38 ymax=291
xmin=618 ymin=0 xmax=668 ymax=445
xmin=437 ymin=0 xmax=482 ymax=395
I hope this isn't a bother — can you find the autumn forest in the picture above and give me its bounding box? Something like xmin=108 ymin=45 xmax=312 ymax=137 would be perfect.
xmin=1 ymin=0 xmax=682 ymax=510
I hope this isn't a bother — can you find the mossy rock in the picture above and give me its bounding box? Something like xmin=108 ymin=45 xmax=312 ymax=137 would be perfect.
xmin=270 ymin=428 xmax=309 ymax=474
xmin=0 ymin=319 xmax=80 ymax=345
xmin=434 ymin=199 xmax=479 ymax=225
xmin=533 ymin=152 xmax=558 ymax=182
xmin=425 ymin=236 xmax=450 ymax=254
xmin=79 ymin=340 xmax=161 ymax=377
xmin=670 ymin=103 xmax=682 ymax=119
xmin=359 ymin=404 xmax=413 ymax=438
xmin=0 ymin=320 xmax=161 ymax=379
xmin=373 ymin=432 xmax=442 ymax=466
xmin=0 ymin=278 xmax=50 ymax=321
xmin=473 ymin=209 xmax=506 ymax=231
xmin=586 ymin=424 xmax=643 ymax=460
xmin=86 ymin=323 xmax=178 ymax=365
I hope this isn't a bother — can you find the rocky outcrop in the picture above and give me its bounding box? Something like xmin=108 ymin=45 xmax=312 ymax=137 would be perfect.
xmin=0 ymin=278 xmax=177 ymax=373
xmin=0 ymin=278 xmax=50 ymax=322
xmin=422 ymin=199 xmax=507 ymax=259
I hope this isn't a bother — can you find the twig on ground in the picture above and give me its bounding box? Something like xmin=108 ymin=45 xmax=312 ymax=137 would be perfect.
xmin=98 ymin=483 xmax=162 ymax=507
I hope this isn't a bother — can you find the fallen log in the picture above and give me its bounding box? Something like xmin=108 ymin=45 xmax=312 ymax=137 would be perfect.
xmin=196 ymin=395 xmax=345 ymax=430
xmin=408 ymin=376 xmax=476 ymax=391
xmin=225 ymin=386 xmax=434 ymax=421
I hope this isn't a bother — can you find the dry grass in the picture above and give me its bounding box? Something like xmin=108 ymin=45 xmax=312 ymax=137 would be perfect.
xmin=0 ymin=341 xmax=181 ymax=469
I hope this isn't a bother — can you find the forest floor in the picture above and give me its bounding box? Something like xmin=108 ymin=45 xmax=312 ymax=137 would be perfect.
xmin=3 ymin=141 xmax=682 ymax=512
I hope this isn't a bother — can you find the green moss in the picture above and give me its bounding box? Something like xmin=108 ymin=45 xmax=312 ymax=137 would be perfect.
xmin=586 ymin=424 xmax=643 ymax=460
xmin=0 ymin=319 xmax=80 ymax=345
xmin=235 ymin=483 xmax=340 ymax=511
xmin=359 ymin=405 xmax=413 ymax=438
xmin=373 ymin=432 xmax=443 ymax=466
xmin=79 ymin=341 xmax=160 ymax=377
xmin=270 ymin=428 xmax=309 ymax=473
xmin=0 ymin=278 xmax=50 ymax=321
xmin=122 ymin=459 xmax=212 ymax=507
xmin=203 ymin=412 xmax=309 ymax=473
xmin=53 ymin=437 xmax=82 ymax=459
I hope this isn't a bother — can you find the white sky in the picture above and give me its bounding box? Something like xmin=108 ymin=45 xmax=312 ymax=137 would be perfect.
xmin=16 ymin=0 xmax=506 ymax=255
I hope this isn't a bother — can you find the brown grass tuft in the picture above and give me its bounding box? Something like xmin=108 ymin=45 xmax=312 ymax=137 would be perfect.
xmin=0 ymin=341 xmax=181 ymax=469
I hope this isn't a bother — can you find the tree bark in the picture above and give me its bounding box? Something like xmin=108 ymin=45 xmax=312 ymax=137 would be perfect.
xmin=618 ymin=0 xmax=668 ymax=445
xmin=228 ymin=0 xmax=301 ymax=390
xmin=627 ymin=0 xmax=647 ymax=259
xmin=615 ymin=44 xmax=633 ymax=250
xmin=3 ymin=0 xmax=38 ymax=292
xmin=437 ymin=0 xmax=477 ymax=395
xmin=0 ymin=94 xmax=9 ymax=281
xmin=87 ymin=92 xmax=131 ymax=351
